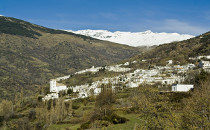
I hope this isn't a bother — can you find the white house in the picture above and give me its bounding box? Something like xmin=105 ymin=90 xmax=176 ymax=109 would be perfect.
xmin=171 ymin=84 xmax=194 ymax=92
xmin=167 ymin=60 xmax=173 ymax=65
xmin=56 ymin=75 xmax=71 ymax=81
xmin=132 ymin=60 xmax=137 ymax=64
xmin=198 ymin=55 xmax=210 ymax=59
xmin=42 ymin=93 xmax=59 ymax=101
xmin=50 ymin=79 xmax=67 ymax=93
xmin=124 ymin=62 xmax=129 ymax=66
xmin=127 ymin=81 xmax=140 ymax=88
xmin=187 ymin=64 xmax=196 ymax=69
xmin=94 ymin=87 xmax=102 ymax=94
xmin=199 ymin=61 xmax=210 ymax=69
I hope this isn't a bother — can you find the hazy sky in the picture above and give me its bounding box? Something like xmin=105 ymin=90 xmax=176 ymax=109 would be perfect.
xmin=1 ymin=0 xmax=210 ymax=35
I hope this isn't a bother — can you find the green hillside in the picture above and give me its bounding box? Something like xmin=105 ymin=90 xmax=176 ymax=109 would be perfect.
xmin=129 ymin=31 xmax=210 ymax=67
xmin=0 ymin=16 xmax=140 ymax=100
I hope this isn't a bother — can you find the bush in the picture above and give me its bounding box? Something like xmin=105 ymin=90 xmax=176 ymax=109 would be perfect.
xmin=72 ymin=104 xmax=80 ymax=109
xmin=79 ymin=120 xmax=110 ymax=129
xmin=37 ymin=96 xmax=43 ymax=102
xmin=0 ymin=116 xmax=3 ymax=126
xmin=67 ymin=89 xmax=73 ymax=94
xmin=80 ymin=121 xmax=91 ymax=130
xmin=103 ymin=113 xmax=129 ymax=124
xmin=28 ymin=109 xmax=36 ymax=120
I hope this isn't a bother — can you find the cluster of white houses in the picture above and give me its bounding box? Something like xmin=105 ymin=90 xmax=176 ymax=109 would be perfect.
xmin=189 ymin=55 xmax=210 ymax=70
xmin=189 ymin=55 xmax=210 ymax=60
xmin=75 ymin=65 xmax=131 ymax=75
xmin=43 ymin=64 xmax=132 ymax=100
xmin=42 ymin=54 xmax=210 ymax=101
xmin=42 ymin=55 xmax=210 ymax=101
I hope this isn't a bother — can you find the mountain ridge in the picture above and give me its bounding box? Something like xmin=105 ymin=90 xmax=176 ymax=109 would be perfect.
xmin=67 ymin=29 xmax=194 ymax=47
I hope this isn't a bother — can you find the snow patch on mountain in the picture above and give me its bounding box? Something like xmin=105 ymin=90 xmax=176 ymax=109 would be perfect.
xmin=66 ymin=29 xmax=194 ymax=47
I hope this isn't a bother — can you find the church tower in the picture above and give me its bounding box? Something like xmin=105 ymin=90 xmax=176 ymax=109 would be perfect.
xmin=50 ymin=79 xmax=57 ymax=92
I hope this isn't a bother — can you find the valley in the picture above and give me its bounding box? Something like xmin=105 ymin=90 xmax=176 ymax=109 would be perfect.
xmin=0 ymin=15 xmax=209 ymax=130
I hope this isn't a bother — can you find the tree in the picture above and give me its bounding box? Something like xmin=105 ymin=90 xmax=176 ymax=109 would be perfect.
xmin=91 ymin=84 xmax=115 ymax=121
xmin=0 ymin=100 xmax=14 ymax=120
xmin=130 ymin=86 xmax=180 ymax=129
xmin=67 ymin=88 xmax=73 ymax=95
xmin=181 ymin=80 xmax=210 ymax=129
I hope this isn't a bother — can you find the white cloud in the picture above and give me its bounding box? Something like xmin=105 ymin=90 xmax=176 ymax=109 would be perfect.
xmin=154 ymin=19 xmax=208 ymax=35
xmin=0 ymin=14 xmax=4 ymax=16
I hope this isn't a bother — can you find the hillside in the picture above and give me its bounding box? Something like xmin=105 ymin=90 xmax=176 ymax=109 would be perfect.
xmin=0 ymin=16 xmax=140 ymax=100
xmin=67 ymin=29 xmax=194 ymax=47
xmin=128 ymin=31 xmax=210 ymax=67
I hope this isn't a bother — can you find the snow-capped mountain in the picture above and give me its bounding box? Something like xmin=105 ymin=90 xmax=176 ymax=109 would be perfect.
xmin=66 ymin=30 xmax=194 ymax=47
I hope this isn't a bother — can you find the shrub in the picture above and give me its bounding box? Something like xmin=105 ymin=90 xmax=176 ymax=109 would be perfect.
xmin=103 ymin=113 xmax=129 ymax=124
xmin=28 ymin=109 xmax=36 ymax=120
xmin=72 ymin=104 xmax=80 ymax=109
xmin=67 ymin=89 xmax=73 ymax=94
xmin=80 ymin=121 xmax=91 ymax=130
xmin=0 ymin=116 xmax=3 ymax=126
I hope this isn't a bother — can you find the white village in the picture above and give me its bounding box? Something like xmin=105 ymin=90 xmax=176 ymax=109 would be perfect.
xmin=43 ymin=55 xmax=210 ymax=101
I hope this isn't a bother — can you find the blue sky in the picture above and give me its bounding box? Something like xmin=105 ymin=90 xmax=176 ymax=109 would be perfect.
xmin=0 ymin=0 xmax=210 ymax=35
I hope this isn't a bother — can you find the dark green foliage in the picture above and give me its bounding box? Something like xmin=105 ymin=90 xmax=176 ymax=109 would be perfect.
xmin=99 ymin=67 xmax=106 ymax=72
xmin=79 ymin=113 xmax=128 ymax=129
xmin=28 ymin=109 xmax=36 ymax=120
xmin=79 ymin=121 xmax=91 ymax=130
xmin=37 ymin=96 xmax=43 ymax=102
xmin=72 ymin=103 xmax=80 ymax=110
xmin=0 ymin=116 xmax=3 ymax=126
xmin=103 ymin=113 xmax=128 ymax=124
xmin=47 ymin=99 xmax=53 ymax=110
xmin=0 ymin=16 xmax=41 ymax=38
xmin=194 ymin=69 xmax=210 ymax=86
xmin=184 ymin=69 xmax=210 ymax=86
xmin=67 ymin=89 xmax=73 ymax=94
xmin=165 ymin=92 xmax=192 ymax=103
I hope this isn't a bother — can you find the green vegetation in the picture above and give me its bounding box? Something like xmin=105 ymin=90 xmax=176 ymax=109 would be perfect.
xmin=0 ymin=71 xmax=209 ymax=129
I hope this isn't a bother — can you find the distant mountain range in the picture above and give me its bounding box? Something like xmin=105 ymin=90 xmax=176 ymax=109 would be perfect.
xmin=67 ymin=30 xmax=194 ymax=47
